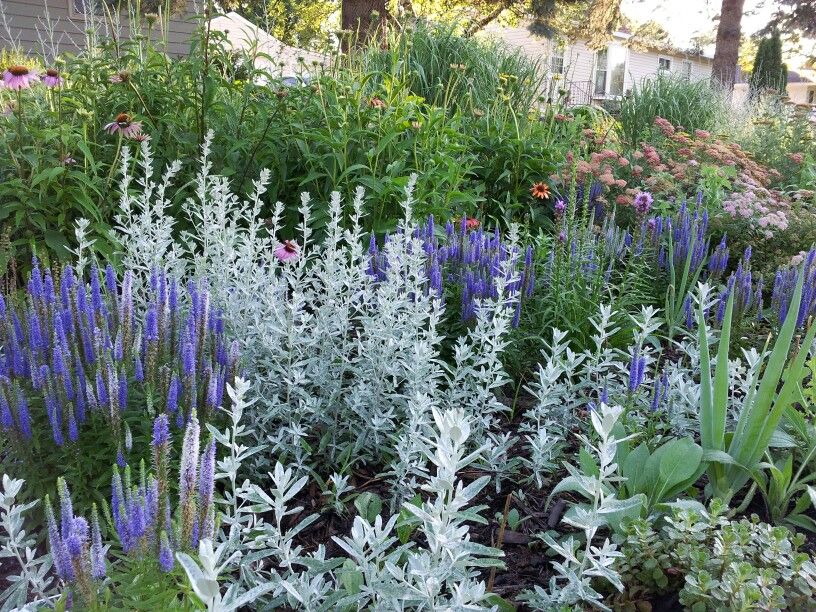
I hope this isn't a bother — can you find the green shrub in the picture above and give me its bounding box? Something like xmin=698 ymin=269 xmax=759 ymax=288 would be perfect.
xmin=355 ymin=20 xmax=547 ymax=116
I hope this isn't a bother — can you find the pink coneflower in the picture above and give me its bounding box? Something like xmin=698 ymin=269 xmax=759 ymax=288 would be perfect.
xmin=131 ymin=133 xmax=151 ymax=143
xmin=42 ymin=68 xmax=63 ymax=88
xmin=274 ymin=240 xmax=300 ymax=263
xmin=2 ymin=65 xmax=38 ymax=90
xmin=105 ymin=113 xmax=142 ymax=138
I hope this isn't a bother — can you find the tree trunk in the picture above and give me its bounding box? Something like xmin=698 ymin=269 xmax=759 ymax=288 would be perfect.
xmin=342 ymin=0 xmax=387 ymax=44
xmin=711 ymin=0 xmax=746 ymax=92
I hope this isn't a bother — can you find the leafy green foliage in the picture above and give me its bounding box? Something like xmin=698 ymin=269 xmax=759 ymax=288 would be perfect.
xmin=698 ymin=275 xmax=816 ymax=503
xmin=617 ymin=74 xmax=725 ymax=146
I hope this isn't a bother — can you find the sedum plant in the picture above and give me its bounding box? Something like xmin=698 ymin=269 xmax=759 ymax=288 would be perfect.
xmin=616 ymin=500 xmax=816 ymax=611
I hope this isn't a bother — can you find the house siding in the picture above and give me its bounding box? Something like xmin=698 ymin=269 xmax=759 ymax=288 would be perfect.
xmin=486 ymin=22 xmax=713 ymax=105
xmin=1 ymin=0 xmax=199 ymax=57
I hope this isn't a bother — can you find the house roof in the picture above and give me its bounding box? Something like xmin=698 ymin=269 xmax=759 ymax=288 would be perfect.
xmin=789 ymin=69 xmax=816 ymax=84
xmin=208 ymin=11 xmax=328 ymax=78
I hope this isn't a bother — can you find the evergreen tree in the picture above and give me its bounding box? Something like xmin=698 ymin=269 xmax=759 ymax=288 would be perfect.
xmin=749 ymin=31 xmax=787 ymax=96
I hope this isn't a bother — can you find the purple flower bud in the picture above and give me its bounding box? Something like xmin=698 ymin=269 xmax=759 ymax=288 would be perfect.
xmin=117 ymin=447 xmax=126 ymax=469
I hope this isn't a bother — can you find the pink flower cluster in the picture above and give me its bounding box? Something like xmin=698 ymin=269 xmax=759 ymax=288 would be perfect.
xmin=722 ymin=173 xmax=790 ymax=238
xmin=1 ymin=65 xmax=63 ymax=90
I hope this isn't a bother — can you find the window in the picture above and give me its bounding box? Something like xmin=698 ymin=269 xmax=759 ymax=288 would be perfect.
xmin=594 ymin=45 xmax=626 ymax=97
xmin=682 ymin=60 xmax=693 ymax=80
xmin=808 ymin=89 xmax=815 ymax=105
xmin=658 ymin=57 xmax=672 ymax=74
xmin=594 ymin=49 xmax=608 ymax=95
xmin=550 ymin=45 xmax=565 ymax=75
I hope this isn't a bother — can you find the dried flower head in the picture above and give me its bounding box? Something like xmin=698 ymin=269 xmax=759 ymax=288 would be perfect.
xmin=109 ymin=71 xmax=131 ymax=84
xmin=368 ymin=96 xmax=386 ymax=109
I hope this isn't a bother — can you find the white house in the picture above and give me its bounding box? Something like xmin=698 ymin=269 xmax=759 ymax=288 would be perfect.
xmin=488 ymin=22 xmax=714 ymax=106
xmin=209 ymin=11 xmax=328 ymax=81
xmin=733 ymin=69 xmax=816 ymax=107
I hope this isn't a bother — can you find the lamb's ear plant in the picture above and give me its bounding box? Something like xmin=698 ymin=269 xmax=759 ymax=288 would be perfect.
xmin=616 ymin=437 xmax=706 ymax=517
xmin=698 ymin=269 xmax=816 ymax=503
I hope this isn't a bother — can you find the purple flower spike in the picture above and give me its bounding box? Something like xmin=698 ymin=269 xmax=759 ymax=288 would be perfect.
xmin=91 ymin=505 xmax=106 ymax=579
xmin=0 ymin=389 xmax=12 ymax=430
xmin=45 ymin=495 xmax=74 ymax=582
xmin=145 ymin=304 xmax=159 ymax=342
xmin=153 ymin=413 xmax=170 ymax=448
xmin=16 ymin=391 xmax=32 ymax=439
xmin=166 ymin=374 xmax=180 ymax=414
xmin=198 ymin=439 xmax=216 ymax=541
xmin=105 ymin=264 xmax=117 ymax=295
xmin=159 ymin=531 xmax=174 ymax=572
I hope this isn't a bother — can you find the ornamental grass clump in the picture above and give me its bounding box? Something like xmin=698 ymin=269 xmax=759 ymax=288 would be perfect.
xmin=0 ymin=261 xmax=237 ymax=488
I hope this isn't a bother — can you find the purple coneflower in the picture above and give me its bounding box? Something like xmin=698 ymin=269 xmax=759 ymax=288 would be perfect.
xmin=42 ymin=68 xmax=63 ymax=88
xmin=274 ymin=240 xmax=300 ymax=263
xmin=105 ymin=112 xmax=142 ymax=138
xmin=2 ymin=65 xmax=38 ymax=90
